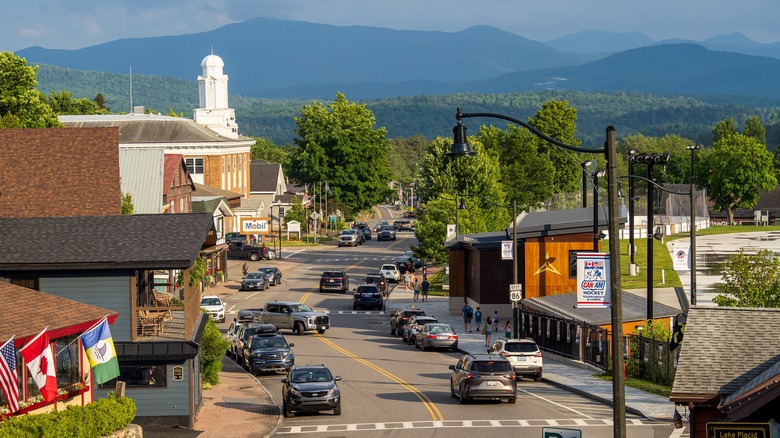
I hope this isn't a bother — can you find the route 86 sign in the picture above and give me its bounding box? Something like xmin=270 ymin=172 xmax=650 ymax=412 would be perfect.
xmin=509 ymin=284 xmax=522 ymax=302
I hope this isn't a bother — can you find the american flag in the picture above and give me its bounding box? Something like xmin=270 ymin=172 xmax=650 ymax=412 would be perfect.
xmin=0 ymin=337 xmax=20 ymax=413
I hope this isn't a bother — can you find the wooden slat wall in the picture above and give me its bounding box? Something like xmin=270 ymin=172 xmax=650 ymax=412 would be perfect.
xmin=524 ymin=233 xmax=594 ymax=299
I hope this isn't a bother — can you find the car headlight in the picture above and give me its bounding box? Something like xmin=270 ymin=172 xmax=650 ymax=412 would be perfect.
xmin=290 ymin=387 xmax=301 ymax=396
xmin=327 ymin=386 xmax=339 ymax=396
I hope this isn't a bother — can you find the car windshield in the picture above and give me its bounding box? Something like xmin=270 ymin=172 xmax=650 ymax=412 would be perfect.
xmin=322 ymin=272 xmax=343 ymax=278
xmin=403 ymin=310 xmax=426 ymax=317
xmin=380 ymin=227 xmax=393 ymax=231
xmin=341 ymin=230 xmax=356 ymax=235
xmin=201 ymin=298 xmax=221 ymax=306
xmin=251 ymin=337 xmax=287 ymax=349
xmin=472 ymin=361 xmax=512 ymax=373
xmin=245 ymin=272 xmax=263 ymax=279
xmin=357 ymin=286 xmax=378 ymax=293
xmin=381 ymin=265 xmax=396 ymax=270
xmin=503 ymin=342 xmax=540 ymax=353
xmin=291 ymin=369 xmax=333 ymax=383
xmin=289 ymin=304 xmax=313 ymax=312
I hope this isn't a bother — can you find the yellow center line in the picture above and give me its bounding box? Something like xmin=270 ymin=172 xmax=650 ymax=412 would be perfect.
xmin=315 ymin=333 xmax=444 ymax=421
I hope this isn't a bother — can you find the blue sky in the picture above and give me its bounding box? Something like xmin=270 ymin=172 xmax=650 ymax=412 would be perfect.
xmin=4 ymin=0 xmax=780 ymax=52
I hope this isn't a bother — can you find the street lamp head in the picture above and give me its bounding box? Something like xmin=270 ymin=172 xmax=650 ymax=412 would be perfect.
xmin=686 ymin=145 xmax=701 ymax=151
xmin=581 ymin=160 xmax=593 ymax=169
xmin=447 ymin=120 xmax=477 ymax=157
xmin=458 ymin=197 xmax=468 ymax=210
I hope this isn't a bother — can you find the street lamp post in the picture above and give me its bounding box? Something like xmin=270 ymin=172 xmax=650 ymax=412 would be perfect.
xmin=593 ymin=169 xmax=606 ymax=251
xmin=448 ymin=109 xmax=626 ymax=436
xmin=687 ymin=145 xmax=700 ymax=305
xmin=628 ymin=151 xmax=638 ymax=275
xmin=581 ymin=160 xmax=593 ymax=208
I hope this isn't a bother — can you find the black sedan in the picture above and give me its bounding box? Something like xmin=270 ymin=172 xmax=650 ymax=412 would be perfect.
xmin=240 ymin=272 xmax=269 ymax=291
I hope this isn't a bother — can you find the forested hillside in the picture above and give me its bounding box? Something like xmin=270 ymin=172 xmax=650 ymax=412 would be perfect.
xmin=33 ymin=63 xmax=780 ymax=149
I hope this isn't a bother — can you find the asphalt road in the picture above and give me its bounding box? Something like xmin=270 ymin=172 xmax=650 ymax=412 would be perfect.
xmin=216 ymin=230 xmax=676 ymax=437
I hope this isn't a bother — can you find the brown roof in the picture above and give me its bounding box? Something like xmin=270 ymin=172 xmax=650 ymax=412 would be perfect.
xmin=0 ymin=128 xmax=121 ymax=217
xmin=192 ymin=183 xmax=243 ymax=201
xmin=163 ymin=154 xmax=195 ymax=196
xmin=0 ymin=282 xmax=118 ymax=347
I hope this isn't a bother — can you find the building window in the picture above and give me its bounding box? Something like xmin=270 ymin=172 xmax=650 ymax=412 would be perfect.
xmin=185 ymin=158 xmax=204 ymax=175
xmin=55 ymin=334 xmax=81 ymax=389
xmin=100 ymin=364 xmax=166 ymax=388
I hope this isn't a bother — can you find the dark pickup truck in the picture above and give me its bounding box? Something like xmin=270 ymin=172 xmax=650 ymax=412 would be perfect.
xmin=227 ymin=241 xmax=272 ymax=261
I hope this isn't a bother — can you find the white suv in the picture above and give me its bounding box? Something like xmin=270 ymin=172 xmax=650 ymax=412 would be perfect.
xmin=487 ymin=338 xmax=543 ymax=381
xmin=380 ymin=264 xmax=401 ymax=282
xmin=200 ymin=295 xmax=226 ymax=323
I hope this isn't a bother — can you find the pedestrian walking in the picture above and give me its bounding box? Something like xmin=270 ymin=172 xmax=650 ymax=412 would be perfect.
xmin=483 ymin=317 xmax=493 ymax=346
xmin=413 ymin=283 xmax=421 ymax=302
xmin=504 ymin=320 xmax=513 ymax=339
xmin=492 ymin=311 xmax=499 ymax=332
xmin=474 ymin=307 xmax=483 ymax=332
xmin=242 ymin=262 xmax=249 ymax=277
xmin=403 ymin=272 xmax=411 ymax=291
xmin=462 ymin=301 xmax=474 ymax=333
xmin=421 ymin=279 xmax=430 ymax=302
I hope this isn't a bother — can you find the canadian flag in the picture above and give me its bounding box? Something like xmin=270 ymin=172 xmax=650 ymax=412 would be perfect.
xmin=20 ymin=328 xmax=57 ymax=402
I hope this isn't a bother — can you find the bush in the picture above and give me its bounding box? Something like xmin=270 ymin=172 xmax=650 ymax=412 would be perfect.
xmin=0 ymin=393 xmax=135 ymax=438
xmin=200 ymin=317 xmax=230 ymax=385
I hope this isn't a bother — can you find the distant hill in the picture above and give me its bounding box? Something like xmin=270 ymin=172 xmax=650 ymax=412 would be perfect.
xmin=545 ymin=30 xmax=656 ymax=55
xmin=17 ymin=17 xmax=596 ymax=97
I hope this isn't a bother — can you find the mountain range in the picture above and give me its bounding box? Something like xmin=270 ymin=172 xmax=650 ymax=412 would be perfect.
xmin=16 ymin=17 xmax=780 ymax=101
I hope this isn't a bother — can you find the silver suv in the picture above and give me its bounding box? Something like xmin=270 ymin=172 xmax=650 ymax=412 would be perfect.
xmin=449 ymin=353 xmax=517 ymax=404
xmin=487 ymin=338 xmax=543 ymax=381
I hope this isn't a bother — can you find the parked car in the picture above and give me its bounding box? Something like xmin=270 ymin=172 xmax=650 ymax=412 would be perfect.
xmin=234 ymin=323 xmax=267 ymax=363
xmin=487 ymin=338 xmax=543 ymax=381
xmin=398 ymin=254 xmax=424 ymax=270
xmin=361 ymin=273 xmax=388 ymax=295
xmin=404 ymin=211 xmax=416 ymax=218
xmin=416 ymin=323 xmax=459 ymax=352
xmin=225 ymin=319 xmax=242 ymax=356
xmin=258 ymin=266 xmax=283 ymax=286
xmin=338 ymin=229 xmax=360 ymax=247
xmin=200 ymin=295 xmax=225 ymax=323
xmin=227 ymin=241 xmax=273 ymax=261
xmin=393 ymin=256 xmax=416 ymax=274
xmin=380 ymin=264 xmax=401 ymax=283
xmin=377 ymin=226 xmax=397 ymax=241
xmin=449 ymin=353 xmax=517 ymax=404
xmin=281 ymin=364 xmax=342 ymax=418
xmin=237 ymin=308 xmax=262 ymax=324
xmin=225 ymin=232 xmax=246 ymax=243
xmin=390 ymin=307 xmax=426 ymax=336
xmin=373 ymin=220 xmax=389 ymax=232
xmin=241 ymin=324 xmax=295 ymax=375
xmin=352 ymin=284 xmax=383 ymax=310
xmin=241 ymin=271 xmax=269 ymax=291
xmin=403 ymin=315 xmax=438 ymax=345
xmin=320 ymin=270 xmax=350 ymax=293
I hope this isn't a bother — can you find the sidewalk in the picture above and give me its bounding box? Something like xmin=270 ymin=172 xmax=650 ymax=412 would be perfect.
xmin=386 ymin=288 xmax=676 ymax=422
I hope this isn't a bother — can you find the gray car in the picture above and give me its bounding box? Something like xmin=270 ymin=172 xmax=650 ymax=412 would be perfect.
xmin=449 ymin=353 xmax=517 ymax=404
xmin=403 ymin=315 xmax=438 ymax=345
xmin=415 ymin=323 xmax=458 ymax=351
xmin=258 ymin=266 xmax=283 ymax=286
xmin=281 ymin=364 xmax=342 ymax=418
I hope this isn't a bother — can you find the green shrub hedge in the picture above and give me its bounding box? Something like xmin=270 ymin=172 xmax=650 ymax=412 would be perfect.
xmin=0 ymin=393 xmax=135 ymax=438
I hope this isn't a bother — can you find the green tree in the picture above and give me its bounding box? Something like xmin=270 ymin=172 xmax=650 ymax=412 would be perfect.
xmin=700 ymin=132 xmax=777 ymax=224
xmin=743 ymin=115 xmax=766 ymax=145
xmin=94 ymin=93 xmax=108 ymax=111
xmin=712 ymin=117 xmax=736 ymax=143
xmin=251 ymin=137 xmax=290 ymax=168
xmin=0 ymin=51 xmax=59 ymax=127
xmin=121 ymin=193 xmax=134 ymax=215
xmin=415 ymin=136 xmax=508 ymax=261
xmin=48 ymin=90 xmax=108 ymax=115
xmin=774 ymin=150 xmax=780 ymax=182
xmin=714 ymin=249 xmax=780 ymax=308
xmin=527 ymin=100 xmax=582 ymax=194
xmin=288 ymin=93 xmax=391 ymax=217
xmin=283 ymin=196 xmax=306 ymax=227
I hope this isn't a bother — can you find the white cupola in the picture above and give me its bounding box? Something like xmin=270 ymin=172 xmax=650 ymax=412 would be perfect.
xmin=194 ymin=52 xmax=239 ymax=138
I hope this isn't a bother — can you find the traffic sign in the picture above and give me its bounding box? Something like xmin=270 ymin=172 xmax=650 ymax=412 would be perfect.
xmin=509 ymin=284 xmax=523 ymax=302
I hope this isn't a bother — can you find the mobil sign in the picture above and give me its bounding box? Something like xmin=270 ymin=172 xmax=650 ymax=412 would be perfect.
xmin=576 ymin=252 xmax=610 ymax=308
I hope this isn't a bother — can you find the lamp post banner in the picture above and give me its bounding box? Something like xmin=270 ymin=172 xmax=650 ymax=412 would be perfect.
xmin=446 ymin=224 xmax=456 ymax=241
xmin=501 ymin=240 xmax=513 ymax=260
xmin=672 ymin=243 xmax=691 ymax=271
xmin=576 ymin=253 xmax=611 ymax=308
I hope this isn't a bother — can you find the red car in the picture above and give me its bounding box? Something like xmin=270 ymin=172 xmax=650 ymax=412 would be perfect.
xmin=404 ymin=211 xmax=416 ymax=218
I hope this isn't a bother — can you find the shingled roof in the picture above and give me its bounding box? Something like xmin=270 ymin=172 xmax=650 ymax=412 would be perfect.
xmin=0 ymin=214 xmax=214 ymax=270
xmin=524 ymin=290 xmax=681 ymax=325
xmin=670 ymin=306 xmax=780 ymax=411
xmin=0 ymin=282 xmax=118 ymax=346
xmin=59 ymin=114 xmax=250 ymax=143
xmin=250 ymin=161 xmax=282 ymax=193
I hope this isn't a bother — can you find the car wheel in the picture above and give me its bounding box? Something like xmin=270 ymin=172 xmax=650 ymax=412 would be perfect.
xmin=294 ymin=322 xmax=305 ymax=336
xmin=283 ymin=401 xmax=293 ymax=418
xmin=451 ymin=342 xmax=459 ymax=352
xmin=352 ymin=303 xmax=358 ymax=310
xmin=535 ymin=374 xmax=543 ymax=382
xmin=508 ymin=397 xmax=517 ymax=404
xmin=319 ymin=288 xmax=324 ymax=293
xmin=418 ymin=342 xmax=425 ymax=351
xmin=450 ymin=384 xmax=457 ymax=399
xmin=250 ymin=253 xmax=259 ymax=261
xmin=317 ymin=328 xmax=326 ymax=334
xmin=334 ymin=403 xmax=342 ymax=416
xmin=391 ymin=326 xmax=396 ymax=336
xmin=459 ymin=384 xmax=469 ymax=404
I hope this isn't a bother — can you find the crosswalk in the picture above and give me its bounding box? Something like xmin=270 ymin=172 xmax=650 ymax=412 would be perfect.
xmin=276 ymin=417 xmax=667 ymax=434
